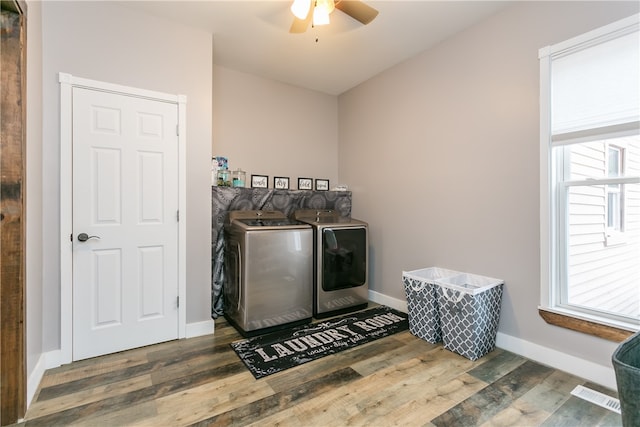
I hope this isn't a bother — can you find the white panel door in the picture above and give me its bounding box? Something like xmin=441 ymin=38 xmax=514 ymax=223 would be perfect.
xmin=72 ymin=87 xmax=179 ymax=360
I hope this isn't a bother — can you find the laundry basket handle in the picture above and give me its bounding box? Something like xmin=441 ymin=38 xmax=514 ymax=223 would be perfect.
xmin=410 ymin=280 xmax=428 ymax=292
xmin=442 ymin=287 xmax=465 ymax=303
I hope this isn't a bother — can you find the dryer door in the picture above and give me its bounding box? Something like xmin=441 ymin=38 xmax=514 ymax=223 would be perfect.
xmin=321 ymin=227 xmax=367 ymax=291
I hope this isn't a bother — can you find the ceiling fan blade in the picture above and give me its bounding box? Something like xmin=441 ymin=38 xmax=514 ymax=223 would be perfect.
xmin=290 ymin=17 xmax=310 ymax=33
xmin=289 ymin=3 xmax=314 ymax=33
xmin=335 ymin=0 xmax=379 ymax=25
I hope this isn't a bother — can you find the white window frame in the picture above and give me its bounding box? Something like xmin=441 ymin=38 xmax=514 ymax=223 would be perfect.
xmin=539 ymin=14 xmax=640 ymax=332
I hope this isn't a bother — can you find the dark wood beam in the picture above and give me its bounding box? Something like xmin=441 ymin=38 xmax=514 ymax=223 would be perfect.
xmin=1 ymin=1 xmax=27 ymax=424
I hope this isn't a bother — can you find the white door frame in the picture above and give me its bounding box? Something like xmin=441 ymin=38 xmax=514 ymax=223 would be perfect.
xmin=59 ymin=72 xmax=187 ymax=364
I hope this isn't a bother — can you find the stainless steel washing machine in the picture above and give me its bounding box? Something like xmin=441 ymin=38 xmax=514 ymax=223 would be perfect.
xmin=292 ymin=209 xmax=368 ymax=318
xmin=224 ymin=210 xmax=313 ymax=337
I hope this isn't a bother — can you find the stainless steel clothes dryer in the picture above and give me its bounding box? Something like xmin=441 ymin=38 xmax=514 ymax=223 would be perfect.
xmin=292 ymin=209 xmax=368 ymax=318
xmin=224 ymin=210 xmax=313 ymax=337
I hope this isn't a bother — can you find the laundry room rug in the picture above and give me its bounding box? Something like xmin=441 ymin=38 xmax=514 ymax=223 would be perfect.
xmin=230 ymin=305 xmax=408 ymax=379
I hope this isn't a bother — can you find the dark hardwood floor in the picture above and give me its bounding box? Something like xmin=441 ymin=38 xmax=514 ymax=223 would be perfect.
xmin=21 ymin=316 xmax=621 ymax=426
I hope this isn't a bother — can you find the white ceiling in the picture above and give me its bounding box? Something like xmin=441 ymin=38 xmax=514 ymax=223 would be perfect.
xmin=121 ymin=1 xmax=511 ymax=95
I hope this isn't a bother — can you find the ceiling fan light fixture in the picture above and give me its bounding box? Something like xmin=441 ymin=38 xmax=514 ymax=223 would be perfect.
xmin=312 ymin=5 xmax=330 ymax=26
xmin=289 ymin=0 xmax=377 ymax=34
xmin=316 ymin=0 xmax=335 ymax=14
xmin=290 ymin=0 xmax=312 ymax=20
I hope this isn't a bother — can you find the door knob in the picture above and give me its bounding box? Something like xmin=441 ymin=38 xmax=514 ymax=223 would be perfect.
xmin=77 ymin=233 xmax=101 ymax=242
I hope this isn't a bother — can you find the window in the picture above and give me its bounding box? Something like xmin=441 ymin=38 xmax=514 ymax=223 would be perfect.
xmin=606 ymin=145 xmax=624 ymax=239
xmin=539 ymin=14 xmax=640 ymax=331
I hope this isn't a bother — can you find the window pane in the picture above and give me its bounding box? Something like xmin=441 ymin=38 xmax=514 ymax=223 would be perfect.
xmin=567 ymin=135 xmax=639 ymax=181
xmin=566 ymin=182 xmax=640 ymax=320
xmin=607 ymin=190 xmax=621 ymax=229
xmin=608 ymin=147 xmax=621 ymax=177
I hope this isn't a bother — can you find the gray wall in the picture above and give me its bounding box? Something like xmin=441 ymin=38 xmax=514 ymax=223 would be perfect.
xmin=213 ymin=66 xmax=339 ymax=187
xmin=338 ymin=1 xmax=639 ymax=371
xmin=39 ymin=0 xmax=213 ymax=351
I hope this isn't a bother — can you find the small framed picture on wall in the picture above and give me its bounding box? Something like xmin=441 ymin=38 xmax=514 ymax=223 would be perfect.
xmin=274 ymin=176 xmax=290 ymax=190
xmin=298 ymin=178 xmax=313 ymax=190
xmin=251 ymin=174 xmax=268 ymax=188
xmin=315 ymin=179 xmax=329 ymax=191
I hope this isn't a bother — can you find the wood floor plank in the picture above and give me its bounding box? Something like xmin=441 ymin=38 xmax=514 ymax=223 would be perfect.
xmin=272 ymin=347 xmax=481 ymax=426
xmin=597 ymin=410 xmax=624 ymax=427
xmin=466 ymin=348 xmax=527 ymax=383
xmin=37 ymin=338 xmax=236 ymax=403
xmin=477 ymin=368 xmax=582 ymax=426
xmin=37 ymin=353 xmax=149 ymax=389
xmin=126 ymin=371 xmax=272 ymax=426
xmin=430 ymin=360 xmax=555 ymax=426
xmin=518 ymin=369 xmax=584 ymax=414
xmin=540 ymin=382 xmax=622 ymax=427
xmin=350 ymin=333 xmax=439 ymax=377
xmin=360 ymin=372 xmax=488 ymax=426
xmin=36 ymin=360 xmax=162 ymax=402
xmin=24 ymin=361 xmax=246 ymax=426
xmin=243 ymin=410 xmax=310 ymax=427
xmin=292 ymin=367 xmax=410 ymax=424
xmin=540 ymin=395 xmax=620 ymax=427
xmin=343 ymin=356 xmax=485 ymax=425
xmin=68 ymin=400 xmax=158 ymax=427
xmin=24 ymin=374 xmax=153 ymax=420
xmin=187 ymin=367 xmax=363 ymax=426
xmin=148 ymin=348 xmax=237 ymax=386
xmin=265 ymin=377 xmax=362 ymax=424
xmin=246 ymin=371 xmax=377 ymax=427
xmin=479 ymin=400 xmax=551 ymax=427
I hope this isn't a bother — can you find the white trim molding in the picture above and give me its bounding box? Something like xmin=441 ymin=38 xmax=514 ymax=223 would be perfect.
xmin=186 ymin=319 xmax=215 ymax=339
xmin=495 ymin=332 xmax=616 ymax=390
xmin=27 ymin=354 xmax=47 ymax=408
xmin=368 ymin=289 xmax=407 ymax=313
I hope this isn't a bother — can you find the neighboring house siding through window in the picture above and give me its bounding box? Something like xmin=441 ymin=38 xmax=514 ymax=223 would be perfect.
xmin=565 ymin=136 xmax=640 ymax=319
xmin=539 ymin=13 xmax=640 ymax=330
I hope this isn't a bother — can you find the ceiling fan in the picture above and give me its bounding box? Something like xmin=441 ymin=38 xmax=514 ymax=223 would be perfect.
xmin=289 ymin=0 xmax=379 ymax=33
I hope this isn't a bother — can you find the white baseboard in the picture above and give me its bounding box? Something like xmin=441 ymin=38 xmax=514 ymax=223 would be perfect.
xmin=369 ymin=289 xmax=616 ymax=390
xmin=26 ymin=349 xmax=63 ymax=410
xmin=495 ymin=332 xmax=617 ymax=390
xmin=186 ymin=318 xmax=215 ymax=338
xmin=368 ymin=289 xmax=407 ymax=313
xmin=45 ymin=349 xmax=62 ymax=369
xmin=27 ymin=353 xmax=47 ymax=408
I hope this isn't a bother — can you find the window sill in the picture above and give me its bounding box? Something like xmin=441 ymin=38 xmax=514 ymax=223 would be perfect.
xmin=538 ymin=308 xmax=637 ymax=342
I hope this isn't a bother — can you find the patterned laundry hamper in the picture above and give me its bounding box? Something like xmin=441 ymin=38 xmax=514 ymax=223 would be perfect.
xmin=436 ymin=273 xmax=504 ymax=361
xmin=402 ymin=267 xmax=462 ymax=343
